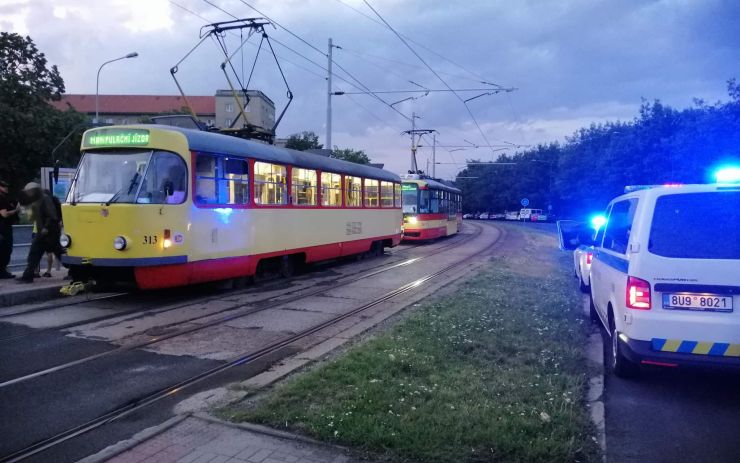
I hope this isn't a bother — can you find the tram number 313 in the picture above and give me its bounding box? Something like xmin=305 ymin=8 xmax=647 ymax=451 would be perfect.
xmin=143 ymin=235 xmax=158 ymax=245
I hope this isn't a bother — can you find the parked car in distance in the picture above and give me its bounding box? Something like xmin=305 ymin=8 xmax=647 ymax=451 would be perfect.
xmin=531 ymin=212 xmax=549 ymax=222
xmin=505 ymin=211 xmax=519 ymax=220
xmin=489 ymin=213 xmax=505 ymax=220
xmin=479 ymin=212 xmax=490 ymax=220
xmin=519 ymin=208 xmax=542 ymax=221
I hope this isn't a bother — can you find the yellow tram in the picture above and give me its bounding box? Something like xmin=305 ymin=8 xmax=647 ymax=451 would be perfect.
xmin=400 ymin=175 xmax=462 ymax=241
xmin=61 ymin=125 xmax=403 ymax=289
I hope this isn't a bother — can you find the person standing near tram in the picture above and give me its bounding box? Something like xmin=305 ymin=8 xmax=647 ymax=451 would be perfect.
xmin=17 ymin=182 xmax=64 ymax=283
xmin=0 ymin=180 xmax=21 ymax=279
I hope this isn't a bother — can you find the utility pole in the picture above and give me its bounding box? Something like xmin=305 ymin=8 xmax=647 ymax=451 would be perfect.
xmin=402 ymin=112 xmax=434 ymax=175
xmin=432 ymin=133 xmax=436 ymax=178
xmin=326 ymin=38 xmax=333 ymax=150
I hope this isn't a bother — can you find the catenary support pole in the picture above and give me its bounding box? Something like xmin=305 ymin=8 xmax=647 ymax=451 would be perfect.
xmin=326 ymin=38 xmax=333 ymax=150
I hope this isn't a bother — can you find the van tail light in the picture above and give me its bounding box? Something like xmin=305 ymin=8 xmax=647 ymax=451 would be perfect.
xmin=626 ymin=276 xmax=651 ymax=310
xmin=586 ymin=252 xmax=593 ymax=264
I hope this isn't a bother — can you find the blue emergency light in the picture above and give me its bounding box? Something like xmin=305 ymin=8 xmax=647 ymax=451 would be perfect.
xmin=715 ymin=166 xmax=740 ymax=183
xmin=590 ymin=214 xmax=607 ymax=231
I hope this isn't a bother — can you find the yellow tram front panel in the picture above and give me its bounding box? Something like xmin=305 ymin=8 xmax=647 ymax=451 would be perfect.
xmin=62 ymin=203 xmax=191 ymax=261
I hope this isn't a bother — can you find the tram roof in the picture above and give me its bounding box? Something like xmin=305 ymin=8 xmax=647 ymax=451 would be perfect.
xmin=151 ymin=125 xmax=401 ymax=182
xmin=402 ymin=176 xmax=461 ymax=194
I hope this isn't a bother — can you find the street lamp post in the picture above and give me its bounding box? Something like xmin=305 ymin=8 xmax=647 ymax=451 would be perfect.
xmin=95 ymin=52 xmax=138 ymax=124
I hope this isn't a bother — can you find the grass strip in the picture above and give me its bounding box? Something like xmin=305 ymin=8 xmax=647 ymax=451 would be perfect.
xmin=221 ymin=226 xmax=599 ymax=462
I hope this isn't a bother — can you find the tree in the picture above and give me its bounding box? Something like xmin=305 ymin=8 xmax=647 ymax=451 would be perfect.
xmin=0 ymin=33 xmax=65 ymax=106
xmin=330 ymin=147 xmax=371 ymax=165
xmin=285 ymin=131 xmax=322 ymax=151
xmin=0 ymin=33 xmax=84 ymax=188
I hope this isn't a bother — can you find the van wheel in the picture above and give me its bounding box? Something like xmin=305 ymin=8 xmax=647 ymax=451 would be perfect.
xmin=589 ymin=294 xmax=599 ymax=323
xmin=579 ymin=276 xmax=589 ymax=293
xmin=609 ymin=314 xmax=640 ymax=378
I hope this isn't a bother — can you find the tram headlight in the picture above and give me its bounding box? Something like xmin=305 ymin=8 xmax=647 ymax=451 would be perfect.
xmin=113 ymin=236 xmax=127 ymax=251
xmin=408 ymin=216 xmax=418 ymax=224
xmin=59 ymin=233 xmax=71 ymax=249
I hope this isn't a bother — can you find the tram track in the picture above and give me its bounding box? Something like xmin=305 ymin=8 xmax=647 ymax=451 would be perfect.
xmin=0 ymin=225 xmax=482 ymax=389
xmin=0 ymin=222 xmax=500 ymax=463
xmin=0 ymin=232 xmax=466 ymax=345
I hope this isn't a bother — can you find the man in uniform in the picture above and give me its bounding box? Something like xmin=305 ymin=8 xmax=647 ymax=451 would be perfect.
xmin=18 ymin=182 xmax=64 ymax=283
xmin=0 ymin=180 xmax=20 ymax=278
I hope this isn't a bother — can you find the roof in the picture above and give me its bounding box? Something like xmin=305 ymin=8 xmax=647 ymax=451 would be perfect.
xmin=401 ymin=176 xmax=461 ymax=194
xmin=50 ymin=95 xmax=215 ymax=116
xmin=88 ymin=125 xmax=401 ymax=183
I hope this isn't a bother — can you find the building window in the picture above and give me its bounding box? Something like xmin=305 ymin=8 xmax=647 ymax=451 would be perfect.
xmin=345 ymin=176 xmax=362 ymax=207
xmin=394 ymin=183 xmax=402 ymax=208
xmin=225 ymin=103 xmax=233 ymax=113
xmin=194 ymin=153 xmax=249 ymax=205
xmin=364 ymin=179 xmax=379 ymax=207
xmin=254 ymin=161 xmax=287 ymax=205
xmin=291 ymin=167 xmax=317 ymax=206
xmin=225 ymin=118 xmax=232 ymax=127
xmin=380 ymin=181 xmax=394 ymax=207
xmin=321 ymin=172 xmax=342 ymax=207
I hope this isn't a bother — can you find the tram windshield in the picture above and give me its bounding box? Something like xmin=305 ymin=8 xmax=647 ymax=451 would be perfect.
xmin=402 ymin=184 xmax=418 ymax=213
xmin=68 ymin=150 xmax=187 ymax=204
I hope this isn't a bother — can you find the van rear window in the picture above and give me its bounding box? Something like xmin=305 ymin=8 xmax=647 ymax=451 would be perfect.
xmin=649 ymin=191 xmax=740 ymax=259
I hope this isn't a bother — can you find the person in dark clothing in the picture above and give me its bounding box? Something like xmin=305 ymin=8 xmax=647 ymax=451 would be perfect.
xmin=18 ymin=183 xmax=64 ymax=283
xmin=0 ymin=180 xmax=20 ymax=278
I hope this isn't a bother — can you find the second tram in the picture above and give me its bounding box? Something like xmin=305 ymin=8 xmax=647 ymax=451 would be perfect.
xmin=400 ymin=175 xmax=462 ymax=241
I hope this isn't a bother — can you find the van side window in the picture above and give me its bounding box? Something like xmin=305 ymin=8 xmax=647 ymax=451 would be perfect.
xmin=603 ymin=199 xmax=638 ymax=254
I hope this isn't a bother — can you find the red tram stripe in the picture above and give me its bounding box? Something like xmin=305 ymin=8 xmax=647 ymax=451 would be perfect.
xmin=134 ymin=234 xmax=401 ymax=289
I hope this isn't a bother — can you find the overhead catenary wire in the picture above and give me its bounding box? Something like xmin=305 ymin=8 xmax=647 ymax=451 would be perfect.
xmin=334 ymin=0 xmax=501 ymax=87
xmin=362 ymin=0 xmax=499 ymax=156
xmin=169 ymin=0 xmax=326 ymax=79
xmin=234 ymin=0 xmax=412 ymax=123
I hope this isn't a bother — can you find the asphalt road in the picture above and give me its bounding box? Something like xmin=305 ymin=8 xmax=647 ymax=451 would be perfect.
xmin=602 ymin=323 xmax=740 ymax=462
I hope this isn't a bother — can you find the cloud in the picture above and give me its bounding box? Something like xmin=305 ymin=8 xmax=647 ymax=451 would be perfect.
xmin=5 ymin=0 xmax=738 ymax=179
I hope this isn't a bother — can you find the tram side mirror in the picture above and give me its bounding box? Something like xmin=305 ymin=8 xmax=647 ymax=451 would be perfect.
xmin=53 ymin=162 xmax=60 ymax=184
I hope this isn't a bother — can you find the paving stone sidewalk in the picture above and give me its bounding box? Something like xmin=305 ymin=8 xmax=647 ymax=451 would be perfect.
xmin=98 ymin=415 xmax=356 ymax=463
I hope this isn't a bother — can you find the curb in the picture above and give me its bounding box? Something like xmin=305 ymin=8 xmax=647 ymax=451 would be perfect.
xmin=193 ymin=413 xmax=336 ymax=448
xmin=584 ymin=301 xmax=607 ymax=462
xmin=76 ymin=414 xmax=191 ymax=463
xmin=0 ymin=284 xmax=64 ymax=308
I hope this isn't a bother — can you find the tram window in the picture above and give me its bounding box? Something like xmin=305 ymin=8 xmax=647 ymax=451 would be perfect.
xmin=137 ymin=151 xmax=188 ymax=204
xmin=194 ymin=154 xmax=248 ymax=205
xmin=430 ymin=190 xmax=440 ymax=214
xmin=291 ymin=168 xmax=317 ymax=206
xmin=222 ymin=158 xmax=249 ymax=205
xmin=364 ymin=179 xmax=379 ymax=207
xmin=345 ymin=176 xmax=362 ymax=207
xmin=394 ymin=183 xmax=402 ymax=208
xmin=418 ymin=189 xmax=430 ymax=213
xmin=254 ymin=162 xmax=288 ymax=205
xmin=321 ymin=172 xmax=342 ymax=207
xmin=380 ymin=181 xmax=394 ymax=208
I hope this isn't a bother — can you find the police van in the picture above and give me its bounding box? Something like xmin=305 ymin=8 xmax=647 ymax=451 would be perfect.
xmin=588 ymin=178 xmax=740 ymax=377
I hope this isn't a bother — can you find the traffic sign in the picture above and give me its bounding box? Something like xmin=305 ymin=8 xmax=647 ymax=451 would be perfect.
xmin=521 ymin=198 xmax=529 ymax=207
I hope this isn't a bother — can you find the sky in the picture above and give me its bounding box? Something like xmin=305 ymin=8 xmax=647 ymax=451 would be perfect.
xmin=1 ymin=0 xmax=738 ymax=180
